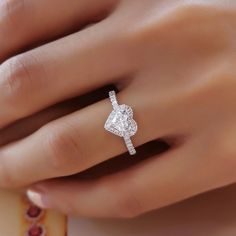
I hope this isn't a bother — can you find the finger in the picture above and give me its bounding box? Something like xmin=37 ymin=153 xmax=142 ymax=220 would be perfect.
xmin=0 ymin=88 xmax=109 ymax=147
xmin=26 ymin=141 xmax=234 ymax=218
xmin=0 ymin=19 xmax=131 ymax=127
xmin=0 ymin=100 xmax=76 ymax=147
xmin=0 ymin=0 xmax=116 ymax=61
xmin=0 ymin=90 xmax=174 ymax=188
xmin=0 ymin=98 xmax=83 ymax=147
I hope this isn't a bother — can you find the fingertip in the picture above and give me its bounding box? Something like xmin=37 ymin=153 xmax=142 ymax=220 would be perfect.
xmin=26 ymin=189 xmax=50 ymax=209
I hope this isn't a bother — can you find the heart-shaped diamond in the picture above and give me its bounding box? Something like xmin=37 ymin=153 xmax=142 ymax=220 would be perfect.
xmin=105 ymin=104 xmax=137 ymax=138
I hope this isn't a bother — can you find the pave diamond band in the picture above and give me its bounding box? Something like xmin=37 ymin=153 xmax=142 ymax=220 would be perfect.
xmin=104 ymin=91 xmax=138 ymax=155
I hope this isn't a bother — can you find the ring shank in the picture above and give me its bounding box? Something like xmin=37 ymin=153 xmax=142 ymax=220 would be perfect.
xmin=124 ymin=135 xmax=136 ymax=156
xmin=109 ymin=91 xmax=119 ymax=110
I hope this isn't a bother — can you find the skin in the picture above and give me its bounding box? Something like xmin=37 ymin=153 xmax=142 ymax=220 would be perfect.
xmin=0 ymin=0 xmax=236 ymax=218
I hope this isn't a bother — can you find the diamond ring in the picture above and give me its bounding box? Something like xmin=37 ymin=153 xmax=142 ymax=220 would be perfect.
xmin=104 ymin=91 xmax=138 ymax=155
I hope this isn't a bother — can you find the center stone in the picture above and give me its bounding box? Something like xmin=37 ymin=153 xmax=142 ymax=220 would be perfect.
xmin=105 ymin=104 xmax=137 ymax=138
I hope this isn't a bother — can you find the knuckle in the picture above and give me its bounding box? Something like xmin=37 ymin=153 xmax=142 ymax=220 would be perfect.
xmin=1 ymin=0 xmax=27 ymax=27
xmin=0 ymin=53 xmax=44 ymax=112
xmin=41 ymin=123 xmax=84 ymax=173
xmin=1 ymin=55 xmax=33 ymax=101
xmin=124 ymin=2 xmax=214 ymax=46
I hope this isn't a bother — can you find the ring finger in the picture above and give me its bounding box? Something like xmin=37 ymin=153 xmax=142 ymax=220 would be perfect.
xmin=0 ymin=89 xmax=175 ymax=188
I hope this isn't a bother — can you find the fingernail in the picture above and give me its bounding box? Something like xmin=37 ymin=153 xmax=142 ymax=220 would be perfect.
xmin=27 ymin=190 xmax=50 ymax=209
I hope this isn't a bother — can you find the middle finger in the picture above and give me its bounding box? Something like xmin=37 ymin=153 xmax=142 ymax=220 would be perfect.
xmin=0 ymin=18 xmax=133 ymax=128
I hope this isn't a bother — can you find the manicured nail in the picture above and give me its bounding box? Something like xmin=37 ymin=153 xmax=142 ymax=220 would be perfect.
xmin=27 ymin=190 xmax=49 ymax=209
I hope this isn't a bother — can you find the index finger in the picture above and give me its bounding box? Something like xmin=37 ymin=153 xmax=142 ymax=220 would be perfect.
xmin=0 ymin=0 xmax=116 ymax=61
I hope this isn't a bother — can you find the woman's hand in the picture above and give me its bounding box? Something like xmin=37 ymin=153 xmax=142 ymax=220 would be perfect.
xmin=0 ymin=0 xmax=236 ymax=218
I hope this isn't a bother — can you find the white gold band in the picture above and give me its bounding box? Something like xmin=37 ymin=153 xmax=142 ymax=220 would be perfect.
xmin=124 ymin=134 xmax=136 ymax=155
xmin=109 ymin=91 xmax=119 ymax=110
